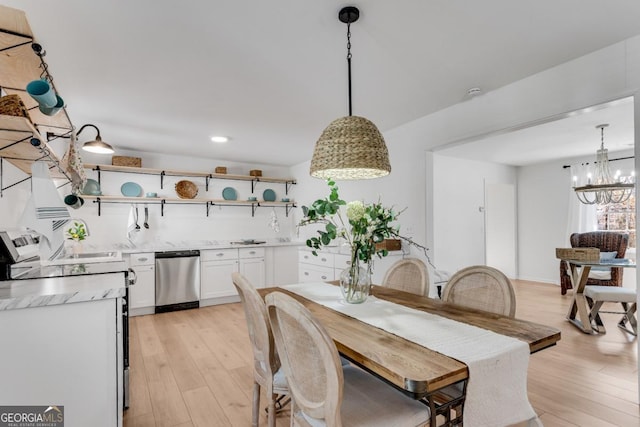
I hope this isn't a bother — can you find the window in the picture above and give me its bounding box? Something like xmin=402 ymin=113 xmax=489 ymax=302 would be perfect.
xmin=597 ymin=193 xmax=636 ymax=248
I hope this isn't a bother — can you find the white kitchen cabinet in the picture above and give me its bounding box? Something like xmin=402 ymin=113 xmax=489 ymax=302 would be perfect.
xmin=298 ymin=248 xmax=336 ymax=283
xmin=200 ymin=249 xmax=239 ymax=305
xmin=200 ymin=248 xmax=266 ymax=306
xmin=298 ymin=248 xmax=403 ymax=284
xmin=239 ymin=247 xmax=265 ymax=289
xmin=127 ymin=252 xmax=155 ymax=316
xmin=0 ymin=295 xmax=122 ymax=427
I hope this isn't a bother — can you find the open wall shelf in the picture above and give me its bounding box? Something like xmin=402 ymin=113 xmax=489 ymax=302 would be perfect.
xmin=82 ymin=195 xmax=297 ymax=217
xmin=84 ymin=163 xmax=297 ymax=194
xmin=0 ymin=5 xmax=74 ymax=194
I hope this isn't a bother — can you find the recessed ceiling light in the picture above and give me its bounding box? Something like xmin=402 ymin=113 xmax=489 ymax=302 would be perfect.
xmin=467 ymin=87 xmax=482 ymax=97
xmin=211 ymin=136 xmax=229 ymax=143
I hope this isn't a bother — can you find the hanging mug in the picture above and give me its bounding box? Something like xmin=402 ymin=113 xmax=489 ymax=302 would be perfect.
xmin=64 ymin=194 xmax=84 ymax=209
xmin=26 ymin=78 xmax=57 ymax=108
xmin=39 ymin=94 xmax=64 ymax=116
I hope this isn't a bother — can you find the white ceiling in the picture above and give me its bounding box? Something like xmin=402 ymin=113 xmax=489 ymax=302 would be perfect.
xmin=435 ymin=97 xmax=635 ymax=166
xmin=4 ymin=0 xmax=640 ymax=167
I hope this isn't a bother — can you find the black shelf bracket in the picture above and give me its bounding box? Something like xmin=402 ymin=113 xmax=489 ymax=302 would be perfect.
xmin=95 ymin=197 xmax=101 ymax=216
xmin=206 ymin=201 xmax=210 ymax=217
xmin=160 ymin=171 xmax=166 ymax=189
xmin=161 ymin=199 xmax=166 ymax=216
xmin=285 ymin=180 xmax=296 ymax=195
xmin=252 ymin=202 xmax=259 ymax=217
xmin=285 ymin=203 xmax=297 ymax=217
xmin=94 ymin=165 xmax=102 ymax=186
xmin=205 ymin=175 xmax=211 ymax=192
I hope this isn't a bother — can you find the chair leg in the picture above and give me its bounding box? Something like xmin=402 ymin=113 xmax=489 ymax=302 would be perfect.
xmin=618 ymin=303 xmax=638 ymax=336
xmin=267 ymin=394 xmax=277 ymax=427
xmin=588 ymin=301 xmax=606 ymax=333
xmin=252 ymin=382 xmax=261 ymax=427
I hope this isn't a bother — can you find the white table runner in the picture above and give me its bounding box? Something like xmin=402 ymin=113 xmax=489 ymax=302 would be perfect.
xmin=282 ymin=282 xmax=537 ymax=427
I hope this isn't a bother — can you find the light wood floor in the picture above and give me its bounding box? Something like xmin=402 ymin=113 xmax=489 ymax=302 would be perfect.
xmin=123 ymin=280 xmax=639 ymax=427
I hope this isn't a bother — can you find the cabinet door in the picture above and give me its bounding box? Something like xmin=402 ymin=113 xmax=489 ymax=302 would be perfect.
xmin=298 ymin=264 xmax=334 ymax=283
xmin=201 ymin=259 xmax=239 ymax=299
xmin=129 ymin=264 xmax=155 ymax=310
xmin=240 ymin=257 xmax=265 ymax=288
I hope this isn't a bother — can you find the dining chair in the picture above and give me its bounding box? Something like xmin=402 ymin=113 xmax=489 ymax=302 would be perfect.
xmin=265 ymin=291 xmax=430 ymax=427
xmin=442 ymin=265 xmax=516 ymax=317
xmin=231 ymin=273 xmax=288 ymax=427
xmin=382 ymin=258 xmax=430 ymax=297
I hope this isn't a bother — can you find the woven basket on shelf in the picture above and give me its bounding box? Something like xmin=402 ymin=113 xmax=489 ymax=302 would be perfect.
xmin=175 ymin=180 xmax=198 ymax=199
xmin=215 ymin=166 xmax=227 ymax=174
xmin=112 ymin=156 xmax=142 ymax=167
xmin=0 ymin=94 xmax=32 ymax=122
xmin=555 ymin=247 xmax=600 ymax=261
xmin=249 ymin=169 xmax=262 ymax=177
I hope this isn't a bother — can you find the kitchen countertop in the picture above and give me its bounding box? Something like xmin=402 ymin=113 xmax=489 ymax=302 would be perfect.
xmin=0 ymin=261 xmax=127 ymax=311
xmin=85 ymin=238 xmax=304 ymax=254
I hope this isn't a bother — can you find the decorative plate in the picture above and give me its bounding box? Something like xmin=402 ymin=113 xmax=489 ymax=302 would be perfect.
xmin=263 ymin=188 xmax=276 ymax=202
xmin=121 ymin=182 xmax=142 ymax=197
xmin=175 ymin=180 xmax=198 ymax=199
xmin=222 ymin=187 xmax=237 ymax=201
xmin=82 ymin=178 xmax=101 ymax=195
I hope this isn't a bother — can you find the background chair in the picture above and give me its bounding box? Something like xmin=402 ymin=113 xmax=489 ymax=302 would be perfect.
xmin=265 ymin=291 xmax=430 ymax=426
xmin=381 ymin=258 xmax=430 ymax=297
xmin=442 ymin=265 xmax=516 ymax=317
xmin=231 ymin=273 xmax=288 ymax=427
xmin=559 ymin=231 xmax=629 ymax=295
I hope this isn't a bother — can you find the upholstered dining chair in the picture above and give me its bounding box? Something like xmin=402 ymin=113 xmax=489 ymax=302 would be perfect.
xmin=231 ymin=273 xmax=288 ymax=427
xmin=559 ymin=231 xmax=629 ymax=295
xmin=382 ymin=258 xmax=430 ymax=297
xmin=442 ymin=265 xmax=516 ymax=317
xmin=265 ymin=291 xmax=430 ymax=427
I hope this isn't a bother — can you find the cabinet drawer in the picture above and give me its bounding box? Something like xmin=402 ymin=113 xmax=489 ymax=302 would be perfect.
xmin=129 ymin=252 xmax=154 ymax=266
xmin=299 ymin=250 xmax=333 ymax=268
xmin=334 ymin=254 xmax=353 ymax=271
xmin=201 ymin=249 xmax=237 ymax=261
xmin=239 ymin=247 xmax=265 ymax=259
xmin=298 ymin=265 xmax=334 ymax=283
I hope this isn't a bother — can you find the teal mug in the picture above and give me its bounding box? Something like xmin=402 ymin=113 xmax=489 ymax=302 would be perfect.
xmin=26 ymin=78 xmax=57 ymax=108
xmin=38 ymin=94 xmax=64 ymax=116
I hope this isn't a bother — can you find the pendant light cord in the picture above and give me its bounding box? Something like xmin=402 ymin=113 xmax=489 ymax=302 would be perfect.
xmin=347 ymin=21 xmax=353 ymax=116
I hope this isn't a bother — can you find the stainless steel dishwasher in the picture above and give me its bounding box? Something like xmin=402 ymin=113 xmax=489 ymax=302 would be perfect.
xmin=155 ymin=250 xmax=200 ymax=313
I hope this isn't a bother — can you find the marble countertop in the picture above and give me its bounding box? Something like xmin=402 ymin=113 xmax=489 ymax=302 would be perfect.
xmin=0 ymin=262 xmax=128 ymax=311
xmin=84 ymin=238 xmax=304 ymax=254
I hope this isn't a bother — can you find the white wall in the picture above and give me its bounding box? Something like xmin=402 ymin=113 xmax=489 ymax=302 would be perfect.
xmin=431 ymin=154 xmax=516 ymax=275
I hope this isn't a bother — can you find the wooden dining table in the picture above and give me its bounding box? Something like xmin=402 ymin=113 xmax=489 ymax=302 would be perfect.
xmin=259 ymin=283 xmax=561 ymax=426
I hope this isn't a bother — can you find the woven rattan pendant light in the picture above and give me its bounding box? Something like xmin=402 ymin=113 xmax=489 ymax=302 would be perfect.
xmin=310 ymin=6 xmax=391 ymax=180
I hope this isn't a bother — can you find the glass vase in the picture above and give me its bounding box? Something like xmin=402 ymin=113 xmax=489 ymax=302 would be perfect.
xmin=340 ymin=260 xmax=372 ymax=304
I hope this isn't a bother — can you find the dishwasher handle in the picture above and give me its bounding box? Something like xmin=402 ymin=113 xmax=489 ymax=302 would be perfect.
xmin=155 ymin=250 xmax=200 ymax=258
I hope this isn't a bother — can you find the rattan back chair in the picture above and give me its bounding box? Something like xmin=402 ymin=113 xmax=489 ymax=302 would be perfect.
xmin=442 ymin=265 xmax=516 ymax=317
xmin=231 ymin=273 xmax=288 ymax=427
xmin=265 ymin=291 xmax=430 ymax=426
xmin=382 ymin=258 xmax=430 ymax=297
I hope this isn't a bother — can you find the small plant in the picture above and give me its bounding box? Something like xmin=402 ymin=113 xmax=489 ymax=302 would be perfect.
xmin=66 ymin=221 xmax=87 ymax=242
